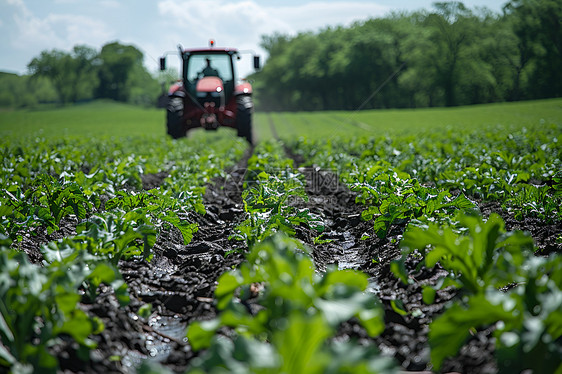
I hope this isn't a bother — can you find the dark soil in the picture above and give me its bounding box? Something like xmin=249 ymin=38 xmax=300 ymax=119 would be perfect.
xmin=11 ymin=145 xmax=561 ymax=374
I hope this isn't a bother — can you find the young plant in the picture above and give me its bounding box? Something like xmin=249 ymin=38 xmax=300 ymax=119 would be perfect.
xmin=0 ymin=177 xmax=94 ymax=241
xmin=429 ymin=254 xmax=562 ymax=372
xmin=74 ymin=211 xmax=157 ymax=265
xmin=231 ymin=171 xmax=323 ymax=247
xmin=186 ymin=234 xmax=395 ymax=373
xmin=391 ymin=212 xmax=561 ymax=372
xmin=392 ymin=213 xmax=534 ymax=295
xmin=351 ymin=163 xmax=475 ymax=238
xmin=0 ymin=250 xmax=106 ymax=373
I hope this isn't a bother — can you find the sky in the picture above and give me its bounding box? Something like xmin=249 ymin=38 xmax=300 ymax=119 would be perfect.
xmin=0 ymin=0 xmax=507 ymax=78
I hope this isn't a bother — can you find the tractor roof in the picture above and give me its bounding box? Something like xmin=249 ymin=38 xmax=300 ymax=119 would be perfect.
xmin=183 ymin=47 xmax=238 ymax=54
xmin=182 ymin=40 xmax=238 ymax=54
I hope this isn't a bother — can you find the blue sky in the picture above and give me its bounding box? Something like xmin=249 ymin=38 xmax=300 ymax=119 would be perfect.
xmin=1 ymin=0 xmax=507 ymax=78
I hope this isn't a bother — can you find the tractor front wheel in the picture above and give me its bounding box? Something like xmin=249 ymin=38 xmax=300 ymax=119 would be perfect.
xmin=167 ymin=97 xmax=186 ymax=139
xmin=236 ymin=96 xmax=253 ymax=145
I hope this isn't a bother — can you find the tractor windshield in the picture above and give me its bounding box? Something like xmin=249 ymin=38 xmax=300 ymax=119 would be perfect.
xmin=187 ymin=54 xmax=233 ymax=83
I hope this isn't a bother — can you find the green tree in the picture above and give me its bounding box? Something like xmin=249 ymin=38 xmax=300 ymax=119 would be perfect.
xmin=96 ymin=42 xmax=144 ymax=102
xmin=27 ymin=45 xmax=98 ymax=104
xmin=345 ymin=15 xmax=411 ymax=109
xmin=127 ymin=63 xmax=160 ymax=107
xmin=69 ymin=45 xmax=98 ymax=102
xmin=28 ymin=49 xmax=74 ymax=103
xmin=455 ymin=8 xmax=503 ymax=105
xmin=257 ymin=33 xmax=299 ymax=110
xmin=254 ymin=1 xmax=559 ymax=111
xmin=423 ymin=2 xmax=475 ymax=107
xmin=0 ymin=73 xmax=58 ymax=108
xmin=505 ymin=0 xmax=562 ymax=98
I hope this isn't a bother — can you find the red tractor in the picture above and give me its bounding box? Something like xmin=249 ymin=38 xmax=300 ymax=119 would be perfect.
xmin=159 ymin=41 xmax=260 ymax=144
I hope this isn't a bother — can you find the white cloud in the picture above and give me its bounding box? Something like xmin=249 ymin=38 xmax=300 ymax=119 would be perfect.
xmin=157 ymin=0 xmax=388 ymax=48
xmin=100 ymin=1 xmax=120 ymax=9
xmin=8 ymin=1 xmax=113 ymax=52
xmin=6 ymin=0 xmax=26 ymax=6
xmin=155 ymin=0 xmax=389 ymax=76
xmin=272 ymin=1 xmax=389 ymax=32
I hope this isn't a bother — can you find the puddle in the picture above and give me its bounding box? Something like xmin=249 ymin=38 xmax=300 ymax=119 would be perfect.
xmin=331 ymin=231 xmax=363 ymax=270
xmin=121 ymin=314 xmax=187 ymax=372
xmin=366 ymin=277 xmax=381 ymax=295
xmin=146 ymin=314 xmax=187 ymax=359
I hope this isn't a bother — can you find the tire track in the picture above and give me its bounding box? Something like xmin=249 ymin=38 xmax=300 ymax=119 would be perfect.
xmin=268 ymin=116 xmax=385 ymax=273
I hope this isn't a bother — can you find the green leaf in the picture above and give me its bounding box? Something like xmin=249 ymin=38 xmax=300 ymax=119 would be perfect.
xmin=87 ymin=263 xmax=117 ymax=286
xmin=160 ymin=211 xmax=197 ymax=245
xmin=231 ymin=335 xmax=280 ymax=370
xmin=41 ymin=240 xmax=76 ymax=263
xmin=0 ymin=311 xmax=14 ymax=343
xmin=429 ymin=292 xmax=516 ymax=370
xmin=318 ymin=270 xmax=368 ymax=294
xmin=215 ymin=272 xmax=249 ymax=311
xmin=187 ymin=319 xmax=221 ymax=351
xmin=111 ymin=279 xmax=130 ymax=307
xmin=55 ymin=292 xmax=81 ymax=314
xmin=373 ymin=217 xmax=389 ymax=239
xmin=57 ymin=310 xmax=96 ymax=347
xmin=138 ymin=304 xmax=152 ymax=319
xmin=422 ymin=286 xmax=436 ymax=304
xmin=390 ymin=259 xmax=410 ymax=285
xmin=0 ymin=341 xmax=16 ymax=365
xmin=273 ymin=313 xmax=332 ymax=374
xmin=390 ymin=299 xmax=408 ymax=316
xmin=0 ymin=205 xmax=13 ymax=217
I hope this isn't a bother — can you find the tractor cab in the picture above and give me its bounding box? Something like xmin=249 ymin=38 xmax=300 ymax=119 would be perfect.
xmin=183 ymin=51 xmax=236 ymax=111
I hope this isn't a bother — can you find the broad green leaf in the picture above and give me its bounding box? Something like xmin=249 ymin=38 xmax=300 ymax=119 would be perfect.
xmin=390 ymin=259 xmax=410 ymax=285
xmin=0 ymin=341 xmax=16 ymax=365
xmin=422 ymin=286 xmax=436 ymax=304
xmin=187 ymin=319 xmax=221 ymax=351
xmin=273 ymin=313 xmax=331 ymax=374
xmin=0 ymin=311 xmax=14 ymax=343
xmin=429 ymin=293 xmax=516 ymax=370
xmin=215 ymin=273 xmax=245 ymax=310
xmin=390 ymin=299 xmax=408 ymax=316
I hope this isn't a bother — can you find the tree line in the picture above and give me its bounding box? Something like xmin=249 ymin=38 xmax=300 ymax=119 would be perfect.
xmin=0 ymin=42 xmax=162 ymax=108
xmin=253 ymin=0 xmax=562 ymax=111
xmin=1 ymin=0 xmax=559 ymax=111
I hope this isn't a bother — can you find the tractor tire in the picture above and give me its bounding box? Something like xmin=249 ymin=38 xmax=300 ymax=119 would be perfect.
xmin=166 ymin=97 xmax=186 ymax=139
xmin=236 ymin=95 xmax=253 ymax=145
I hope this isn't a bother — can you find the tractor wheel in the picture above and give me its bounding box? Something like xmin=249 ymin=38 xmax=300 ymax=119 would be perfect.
xmin=236 ymin=96 xmax=253 ymax=145
xmin=166 ymin=97 xmax=186 ymax=139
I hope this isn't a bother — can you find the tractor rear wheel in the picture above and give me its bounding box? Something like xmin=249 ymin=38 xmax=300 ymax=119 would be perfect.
xmin=236 ymin=96 xmax=253 ymax=145
xmin=167 ymin=97 xmax=186 ymax=139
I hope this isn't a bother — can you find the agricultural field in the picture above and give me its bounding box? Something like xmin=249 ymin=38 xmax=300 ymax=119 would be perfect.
xmin=0 ymin=99 xmax=561 ymax=373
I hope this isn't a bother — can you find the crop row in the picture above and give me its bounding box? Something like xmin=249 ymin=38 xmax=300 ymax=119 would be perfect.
xmin=0 ymin=133 xmax=247 ymax=372
xmin=291 ymin=123 xmax=562 ymax=223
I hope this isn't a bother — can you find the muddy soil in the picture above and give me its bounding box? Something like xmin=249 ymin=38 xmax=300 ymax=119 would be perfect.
xmin=285 ymin=160 xmax=493 ymax=373
xmin=12 ymin=145 xmax=561 ymax=374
